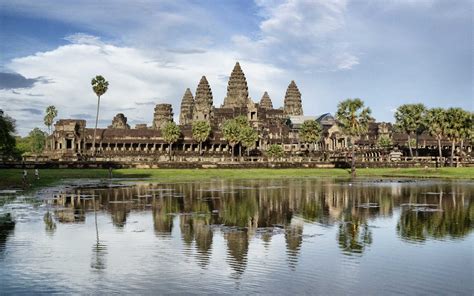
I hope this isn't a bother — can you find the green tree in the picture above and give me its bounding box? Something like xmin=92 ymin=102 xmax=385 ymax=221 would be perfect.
xmin=394 ymin=104 xmax=426 ymax=158
xmin=299 ymin=120 xmax=322 ymax=152
xmin=445 ymin=108 xmax=470 ymax=167
xmin=0 ymin=110 xmax=16 ymax=160
xmin=43 ymin=105 xmax=58 ymax=135
xmin=222 ymin=119 xmax=241 ymax=161
xmin=425 ymin=108 xmax=447 ymax=161
xmin=91 ymin=75 xmax=109 ymax=156
xmin=266 ymin=144 xmax=284 ymax=161
xmin=460 ymin=112 xmax=473 ymax=153
xmin=28 ymin=128 xmax=47 ymax=154
xmin=240 ymin=126 xmax=258 ymax=156
xmin=335 ymin=98 xmax=373 ymax=177
xmin=192 ymin=120 xmax=211 ymax=156
xmin=377 ymin=135 xmax=393 ymax=149
xmin=161 ymin=121 xmax=180 ymax=160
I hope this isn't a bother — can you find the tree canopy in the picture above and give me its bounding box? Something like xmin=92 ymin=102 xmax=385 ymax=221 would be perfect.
xmin=44 ymin=105 xmax=58 ymax=134
xmin=0 ymin=110 xmax=16 ymax=159
xmin=299 ymin=120 xmax=322 ymax=144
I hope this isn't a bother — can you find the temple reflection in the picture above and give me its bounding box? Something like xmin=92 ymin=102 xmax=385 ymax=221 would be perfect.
xmin=43 ymin=179 xmax=473 ymax=275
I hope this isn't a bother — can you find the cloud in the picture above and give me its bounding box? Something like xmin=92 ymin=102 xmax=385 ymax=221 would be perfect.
xmin=0 ymin=72 xmax=40 ymax=89
xmin=1 ymin=34 xmax=287 ymax=135
xmin=19 ymin=108 xmax=42 ymax=115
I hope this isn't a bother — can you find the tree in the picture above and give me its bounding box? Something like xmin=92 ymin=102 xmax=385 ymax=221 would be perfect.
xmin=266 ymin=144 xmax=284 ymax=161
xmin=240 ymin=126 xmax=258 ymax=156
xmin=234 ymin=115 xmax=249 ymax=157
xmin=28 ymin=128 xmax=47 ymax=154
xmin=299 ymin=120 xmax=322 ymax=152
xmin=460 ymin=112 xmax=473 ymax=154
xmin=43 ymin=105 xmax=58 ymax=135
xmin=394 ymin=104 xmax=426 ymax=158
xmin=192 ymin=120 xmax=211 ymax=156
xmin=91 ymin=75 xmax=109 ymax=156
xmin=425 ymin=108 xmax=447 ymax=162
xmin=445 ymin=108 xmax=470 ymax=167
xmin=377 ymin=135 xmax=393 ymax=161
xmin=0 ymin=110 xmax=17 ymax=160
xmin=161 ymin=121 xmax=180 ymax=160
xmin=335 ymin=98 xmax=373 ymax=177
xmin=222 ymin=119 xmax=241 ymax=161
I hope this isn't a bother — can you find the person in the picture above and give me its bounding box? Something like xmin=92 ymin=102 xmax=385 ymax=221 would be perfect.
xmin=34 ymin=168 xmax=39 ymax=180
xmin=22 ymin=169 xmax=28 ymax=186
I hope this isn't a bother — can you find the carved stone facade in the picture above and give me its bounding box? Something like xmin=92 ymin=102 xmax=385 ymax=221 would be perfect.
xmin=179 ymin=88 xmax=194 ymax=125
xmin=222 ymin=62 xmax=250 ymax=108
xmin=259 ymin=92 xmax=273 ymax=110
xmin=152 ymin=104 xmax=173 ymax=130
xmin=283 ymin=81 xmax=303 ymax=116
xmin=193 ymin=76 xmax=213 ymax=122
xmin=109 ymin=113 xmax=130 ymax=129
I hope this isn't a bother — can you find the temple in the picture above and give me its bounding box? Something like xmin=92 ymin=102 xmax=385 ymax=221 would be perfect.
xmin=45 ymin=62 xmax=470 ymax=163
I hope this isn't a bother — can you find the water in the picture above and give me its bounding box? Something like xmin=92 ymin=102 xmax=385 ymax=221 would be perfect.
xmin=0 ymin=178 xmax=472 ymax=295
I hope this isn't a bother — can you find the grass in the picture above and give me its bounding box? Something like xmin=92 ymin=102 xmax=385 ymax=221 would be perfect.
xmin=0 ymin=167 xmax=472 ymax=190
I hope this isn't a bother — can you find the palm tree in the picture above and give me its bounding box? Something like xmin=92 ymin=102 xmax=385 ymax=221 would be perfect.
xmin=222 ymin=119 xmax=241 ymax=161
xmin=445 ymin=108 xmax=469 ymax=167
xmin=394 ymin=104 xmax=426 ymax=158
xmin=299 ymin=120 xmax=322 ymax=153
xmin=335 ymin=98 xmax=373 ymax=177
xmin=43 ymin=105 xmax=58 ymax=135
xmin=192 ymin=120 xmax=211 ymax=158
xmin=240 ymin=126 xmax=258 ymax=157
xmin=91 ymin=75 xmax=109 ymax=156
xmin=161 ymin=121 xmax=181 ymax=160
xmin=425 ymin=108 xmax=447 ymax=163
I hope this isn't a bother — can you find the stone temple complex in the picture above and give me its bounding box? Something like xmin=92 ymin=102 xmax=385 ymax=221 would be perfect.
xmin=45 ymin=62 xmax=470 ymax=163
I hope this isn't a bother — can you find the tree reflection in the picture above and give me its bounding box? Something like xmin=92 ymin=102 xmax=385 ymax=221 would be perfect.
xmin=225 ymin=230 xmax=249 ymax=278
xmin=0 ymin=213 xmax=15 ymax=259
xmin=338 ymin=219 xmax=372 ymax=255
xmin=43 ymin=211 xmax=56 ymax=235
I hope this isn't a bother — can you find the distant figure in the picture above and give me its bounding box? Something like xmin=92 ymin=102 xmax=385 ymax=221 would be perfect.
xmin=108 ymin=167 xmax=113 ymax=179
xmin=35 ymin=169 xmax=39 ymax=180
xmin=22 ymin=169 xmax=28 ymax=186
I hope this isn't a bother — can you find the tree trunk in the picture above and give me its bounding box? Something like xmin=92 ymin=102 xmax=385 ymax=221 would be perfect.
xmin=230 ymin=145 xmax=234 ymax=162
xmin=199 ymin=142 xmax=202 ymax=161
xmin=415 ymin=133 xmax=419 ymax=158
xmin=239 ymin=144 xmax=242 ymax=160
xmin=407 ymin=134 xmax=413 ymax=158
xmin=437 ymin=138 xmax=442 ymax=167
xmin=92 ymin=95 xmax=101 ymax=157
xmin=450 ymin=140 xmax=455 ymax=167
xmin=351 ymin=138 xmax=356 ymax=178
xmin=169 ymin=143 xmax=172 ymax=161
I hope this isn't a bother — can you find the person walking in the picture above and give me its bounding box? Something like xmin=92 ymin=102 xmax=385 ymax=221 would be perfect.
xmin=34 ymin=168 xmax=39 ymax=180
xmin=22 ymin=169 xmax=28 ymax=187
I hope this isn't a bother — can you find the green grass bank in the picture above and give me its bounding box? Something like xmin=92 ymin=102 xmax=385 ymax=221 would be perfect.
xmin=1 ymin=167 xmax=473 ymax=190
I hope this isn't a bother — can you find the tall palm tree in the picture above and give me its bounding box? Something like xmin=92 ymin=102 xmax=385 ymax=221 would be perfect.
xmin=91 ymin=75 xmax=109 ymax=156
xmin=445 ymin=108 xmax=469 ymax=167
xmin=192 ymin=120 xmax=211 ymax=157
xmin=161 ymin=122 xmax=181 ymax=160
xmin=425 ymin=108 xmax=447 ymax=163
xmin=394 ymin=104 xmax=426 ymax=158
xmin=43 ymin=105 xmax=58 ymax=135
xmin=335 ymin=98 xmax=373 ymax=177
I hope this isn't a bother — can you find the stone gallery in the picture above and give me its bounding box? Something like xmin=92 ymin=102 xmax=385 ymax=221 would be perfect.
xmin=45 ymin=62 xmax=455 ymax=162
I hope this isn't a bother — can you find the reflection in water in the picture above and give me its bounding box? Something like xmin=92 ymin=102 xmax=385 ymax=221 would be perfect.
xmin=0 ymin=213 xmax=15 ymax=258
xmin=42 ymin=179 xmax=473 ymax=273
xmin=43 ymin=211 xmax=56 ymax=235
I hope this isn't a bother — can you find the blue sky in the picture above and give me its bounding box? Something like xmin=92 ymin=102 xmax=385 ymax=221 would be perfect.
xmin=0 ymin=0 xmax=472 ymax=135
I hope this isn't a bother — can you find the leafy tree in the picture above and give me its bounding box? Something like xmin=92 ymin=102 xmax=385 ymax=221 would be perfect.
xmin=192 ymin=120 xmax=211 ymax=156
xmin=460 ymin=111 xmax=473 ymax=153
xmin=28 ymin=128 xmax=47 ymax=154
xmin=266 ymin=144 xmax=284 ymax=161
xmin=240 ymin=126 xmax=258 ymax=156
xmin=161 ymin=121 xmax=181 ymax=160
xmin=234 ymin=115 xmax=249 ymax=128
xmin=299 ymin=120 xmax=322 ymax=151
xmin=44 ymin=105 xmax=58 ymax=135
xmin=425 ymin=108 xmax=447 ymax=161
xmin=91 ymin=75 xmax=109 ymax=156
xmin=0 ymin=110 xmax=17 ymax=160
xmin=222 ymin=119 xmax=241 ymax=161
xmin=445 ymin=108 xmax=470 ymax=167
xmin=335 ymin=98 xmax=373 ymax=177
xmin=377 ymin=135 xmax=393 ymax=150
xmin=394 ymin=104 xmax=426 ymax=158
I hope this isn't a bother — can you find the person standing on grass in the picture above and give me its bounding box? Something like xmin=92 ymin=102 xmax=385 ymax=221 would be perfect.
xmin=34 ymin=168 xmax=39 ymax=180
xmin=22 ymin=169 xmax=28 ymax=187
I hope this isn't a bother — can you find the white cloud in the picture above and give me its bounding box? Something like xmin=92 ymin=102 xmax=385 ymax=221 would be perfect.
xmin=1 ymin=34 xmax=287 ymax=135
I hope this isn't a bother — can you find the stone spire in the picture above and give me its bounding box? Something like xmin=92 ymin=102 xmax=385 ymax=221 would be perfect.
xmin=179 ymin=88 xmax=194 ymax=125
xmin=152 ymin=104 xmax=174 ymax=130
xmin=109 ymin=113 xmax=130 ymax=129
xmin=283 ymin=80 xmax=303 ymax=116
xmin=193 ymin=76 xmax=213 ymax=121
xmin=259 ymin=91 xmax=273 ymax=109
xmin=222 ymin=62 xmax=249 ymax=108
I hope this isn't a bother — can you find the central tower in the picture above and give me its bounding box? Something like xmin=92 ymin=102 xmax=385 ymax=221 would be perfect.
xmin=222 ymin=62 xmax=249 ymax=108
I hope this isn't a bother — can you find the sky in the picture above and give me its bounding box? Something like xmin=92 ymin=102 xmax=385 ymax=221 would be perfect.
xmin=0 ymin=0 xmax=472 ymax=135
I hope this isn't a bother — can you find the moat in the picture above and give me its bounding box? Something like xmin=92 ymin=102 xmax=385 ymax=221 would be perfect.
xmin=1 ymin=178 xmax=472 ymax=295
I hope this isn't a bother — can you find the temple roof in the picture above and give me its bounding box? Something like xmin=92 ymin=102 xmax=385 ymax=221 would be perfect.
xmin=222 ymin=62 xmax=249 ymax=108
xmin=259 ymin=91 xmax=273 ymax=109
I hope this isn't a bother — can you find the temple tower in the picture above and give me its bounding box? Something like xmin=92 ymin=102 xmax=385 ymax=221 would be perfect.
xmin=179 ymin=88 xmax=194 ymax=125
xmin=193 ymin=76 xmax=213 ymax=122
xmin=222 ymin=62 xmax=249 ymax=108
xmin=259 ymin=92 xmax=273 ymax=109
xmin=152 ymin=103 xmax=174 ymax=130
xmin=283 ymin=81 xmax=303 ymax=116
xmin=109 ymin=113 xmax=130 ymax=129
